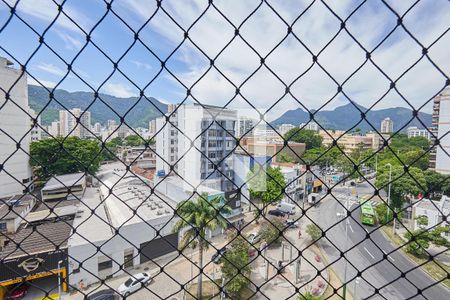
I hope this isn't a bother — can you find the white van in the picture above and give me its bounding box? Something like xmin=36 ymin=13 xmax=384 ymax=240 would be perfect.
xmin=276 ymin=201 xmax=296 ymax=215
xmin=308 ymin=193 xmax=320 ymax=205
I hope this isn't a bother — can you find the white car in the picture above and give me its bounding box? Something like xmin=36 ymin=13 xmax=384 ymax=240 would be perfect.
xmin=118 ymin=272 xmax=152 ymax=297
xmin=247 ymin=232 xmax=261 ymax=244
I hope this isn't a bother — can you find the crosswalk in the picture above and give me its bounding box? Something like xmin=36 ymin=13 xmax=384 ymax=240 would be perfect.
xmin=327 ymin=193 xmax=382 ymax=208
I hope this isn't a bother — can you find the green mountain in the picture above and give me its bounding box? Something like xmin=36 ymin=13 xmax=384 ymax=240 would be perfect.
xmin=272 ymin=102 xmax=432 ymax=132
xmin=28 ymin=85 xmax=168 ymax=127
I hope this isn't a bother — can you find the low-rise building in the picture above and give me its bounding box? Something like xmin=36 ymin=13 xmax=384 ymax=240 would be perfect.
xmin=68 ymin=164 xmax=179 ymax=286
xmin=406 ymin=126 xmax=431 ymax=140
xmin=0 ymin=194 xmax=73 ymax=294
xmin=41 ymin=173 xmax=86 ymax=202
xmin=118 ymin=145 xmax=157 ymax=169
xmin=413 ymin=196 xmax=450 ymax=241
xmin=239 ymin=137 xmax=306 ymax=163
xmin=319 ymin=130 xmax=383 ymax=154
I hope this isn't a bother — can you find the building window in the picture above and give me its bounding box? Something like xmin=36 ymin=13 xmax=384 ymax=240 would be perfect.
xmin=0 ymin=223 xmax=6 ymax=232
xmin=124 ymin=249 xmax=134 ymax=269
xmin=98 ymin=259 xmax=113 ymax=272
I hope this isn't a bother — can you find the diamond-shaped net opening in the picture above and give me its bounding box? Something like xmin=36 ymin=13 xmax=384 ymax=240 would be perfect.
xmin=0 ymin=1 xmax=449 ymax=299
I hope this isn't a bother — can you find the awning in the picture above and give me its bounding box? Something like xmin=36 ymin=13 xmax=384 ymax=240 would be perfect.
xmin=226 ymin=213 xmax=245 ymax=224
xmin=313 ymin=180 xmax=322 ymax=188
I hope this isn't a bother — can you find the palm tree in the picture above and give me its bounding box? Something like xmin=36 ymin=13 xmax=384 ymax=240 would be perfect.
xmin=173 ymin=192 xmax=232 ymax=299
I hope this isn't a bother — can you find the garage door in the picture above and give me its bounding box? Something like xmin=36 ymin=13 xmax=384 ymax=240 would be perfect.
xmin=140 ymin=233 xmax=178 ymax=263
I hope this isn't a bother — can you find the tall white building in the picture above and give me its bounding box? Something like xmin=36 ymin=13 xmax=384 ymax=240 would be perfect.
xmin=278 ymin=123 xmax=295 ymax=135
xmin=0 ymin=57 xmax=33 ymax=196
xmin=59 ymin=108 xmax=92 ymax=138
xmin=29 ymin=109 xmax=42 ymax=142
xmin=300 ymin=121 xmax=319 ymax=131
xmin=237 ymin=116 xmax=255 ymax=137
xmin=155 ymin=104 xmax=237 ymax=191
xmin=380 ymin=117 xmax=394 ymax=133
xmin=406 ymin=126 xmax=430 ymax=140
xmin=435 ymin=87 xmax=450 ymax=174
xmin=48 ymin=121 xmax=61 ymax=137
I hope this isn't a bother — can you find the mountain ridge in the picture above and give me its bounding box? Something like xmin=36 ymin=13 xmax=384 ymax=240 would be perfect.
xmin=28 ymin=85 xmax=168 ymax=127
xmin=272 ymin=102 xmax=432 ymax=132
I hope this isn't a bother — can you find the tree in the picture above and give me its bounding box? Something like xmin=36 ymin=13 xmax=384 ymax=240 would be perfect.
xmin=285 ymin=128 xmax=323 ymax=150
xmin=375 ymin=203 xmax=392 ymax=225
xmin=258 ymin=218 xmax=284 ymax=246
xmin=375 ymin=165 xmax=427 ymax=209
xmin=306 ymin=224 xmax=322 ymax=241
xmin=428 ymin=226 xmax=450 ymax=248
xmin=30 ymin=137 xmax=103 ymax=181
xmin=172 ymin=193 xmax=231 ymax=299
xmin=124 ymin=134 xmax=144 ymax=146
xmin=247 ymin=165 xmax=286 ymax=215
xmin=102 ymin=137 xmax=124 ymax=161
xmin=404 ymin=230 xmax=430 ymax=257
xmin=302 ymin=146 xmax=342 ymax=168
xmin=424 ymin=170 xmax=449 ymax=198
xmin=221 ymin=236 xmax=252 ymax=298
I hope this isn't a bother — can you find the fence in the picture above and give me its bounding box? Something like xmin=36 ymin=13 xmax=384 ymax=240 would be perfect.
xmin=0 ymin=1 xmax=449 ymax=299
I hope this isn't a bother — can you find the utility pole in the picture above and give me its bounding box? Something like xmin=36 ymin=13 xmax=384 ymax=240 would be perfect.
xmin=342 ymin=198 xmax=350 ymax=300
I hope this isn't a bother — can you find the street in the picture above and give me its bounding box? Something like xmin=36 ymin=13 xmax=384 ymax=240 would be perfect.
xmin=310 ymin=181 xmax=450 ymax=300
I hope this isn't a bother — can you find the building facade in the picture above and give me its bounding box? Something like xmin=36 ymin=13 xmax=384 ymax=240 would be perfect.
xmin=59 ymin=108 xmax=92 ymax=139
xmin=380 ymin=117 xmax=394 ymax=133
xmin=29 ymin=109 xmax=42 ymax=142
xmin=155 ymin=104 xmax=237 ymax=191
xmin=0 ymin=57 xmax=33 ymax=197
xmin=434 ymin=87 xmax=450 ymax=174
xmin=406 ymin=126 xmax=431 ymax=140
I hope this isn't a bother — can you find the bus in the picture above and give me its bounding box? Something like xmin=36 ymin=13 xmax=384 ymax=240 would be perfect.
xmin=360 ymin=199 xmax=376 ymax=225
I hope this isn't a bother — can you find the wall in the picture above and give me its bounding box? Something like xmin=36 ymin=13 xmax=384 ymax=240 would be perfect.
xmin=0 ymin=58 xmax=33 ymax=197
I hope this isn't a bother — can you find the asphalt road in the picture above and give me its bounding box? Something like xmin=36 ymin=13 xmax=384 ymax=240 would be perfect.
xmin=309 ymin=183 xmax=450 ymax=300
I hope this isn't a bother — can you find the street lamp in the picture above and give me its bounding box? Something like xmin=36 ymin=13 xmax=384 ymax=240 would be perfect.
xmin=336 ymin=198 xmax=351 ymax=299
xmin=385 ymin=163 xmax=392 ymax=225
xmin=58 ymin=260 xmax=63 ymax=300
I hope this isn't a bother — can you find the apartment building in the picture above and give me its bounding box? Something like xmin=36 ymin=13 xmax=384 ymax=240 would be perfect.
xmin=380 ymin=117 xmax=394 ymax=133
xmin=237 ymin=116 xmax=256 ymax=137
xmin=299 ymin=121 xmax=319 ymax=131
xmin=0 ymin=57 xmax=33 ymax=197
xmin=320 ymin=130 xmax=382 ymax=153
xmin=155 ymin=104 xmax=237 ymax=191
xmin=278 ymin=123 xmax=295 ymax=135
xmin=59 ymin=108 xmax=92 ymax=138
xmin=29 ymin=109 xmax=42 ymax=142
xmin=406 ymin=126 xmax=431 ymax=140
xmin=434 ymin=87 xmax=450 ymax=174
xmin=239 ymin=137 xmax=306 ymax=163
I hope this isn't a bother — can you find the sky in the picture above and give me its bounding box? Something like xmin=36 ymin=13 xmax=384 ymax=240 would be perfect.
xmin=0 ymin=0 xmax=449 ymax=120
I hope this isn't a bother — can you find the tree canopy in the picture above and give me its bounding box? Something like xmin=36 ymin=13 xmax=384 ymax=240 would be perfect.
xmin=30 ymin=137 xmax=103 ymax=181
xmin=285 ymin=128 xmax=323 ymax=150
xmin=247 ymin=165 xmax=286 ymax=214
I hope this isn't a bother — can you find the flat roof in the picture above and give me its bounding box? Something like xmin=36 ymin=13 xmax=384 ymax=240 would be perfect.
xmin=24 ymin=205 xmax=78 ymax=223
xmin=0 ymin=220 xmax=73 ymax=259
xmin=414 ymin=199 xmax=440 ymax=211
xmin=42 ymin=173 xmax=85 ymax=191
xmin=0 ymin=194 xmax=36 ymax=220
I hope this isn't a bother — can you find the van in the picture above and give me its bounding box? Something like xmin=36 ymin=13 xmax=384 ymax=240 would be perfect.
xmin=276 ymin=201 xmax=296 ymax=215
xmin=308 ymin=193 xmax=320 ymax=205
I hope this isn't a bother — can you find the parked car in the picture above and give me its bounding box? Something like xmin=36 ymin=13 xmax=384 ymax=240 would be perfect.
xmin=211 ymin=247 xmax=227 ymax=264
xmin=268 ymin=209 xmax=286 ymax=217
xmin=284 ymin=219 xmax=299 ymax=228
xmin=246 ymin=232 xmax=261 ymax=244
xmin=276 ymin=202 xmax=296 ymax=215
xmin=118 ymin=272 xmax=152 ymax=297
xmin=86 ymin=288 xmax=120 ymax=300
xmin=7 ymin=283 xmax=29 ymax=300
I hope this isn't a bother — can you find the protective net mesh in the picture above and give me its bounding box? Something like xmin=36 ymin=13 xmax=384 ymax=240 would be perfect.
xmin=0 ymin=0 xmax=449 ymax=299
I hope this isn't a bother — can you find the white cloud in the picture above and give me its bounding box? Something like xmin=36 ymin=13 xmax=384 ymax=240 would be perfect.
xmin=102 ymin=83 xmax=137 ymax=98
xmin=130 ymin=59 xmax=152 ymax=70
xmin=27 ymin=77 xmax=56 ymax=88
xmin=36 ymin=63 xmax=66 ymax=77
xmin=54 ymin=30 xmax=83 ymax=50
xmin=116 ymin=0 xmax=450 ymax=119
xmin=5 ymin=0 xmax=90 ymax=33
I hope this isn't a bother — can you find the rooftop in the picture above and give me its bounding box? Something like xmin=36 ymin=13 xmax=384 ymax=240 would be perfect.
xmin=42 ymin=172 xmax=85 ymax=191
xmin=0 ymin=194 xmax=36 ymax=220
xmin=0 ymin=219 xmax=73 ymax=259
